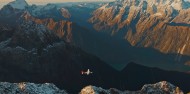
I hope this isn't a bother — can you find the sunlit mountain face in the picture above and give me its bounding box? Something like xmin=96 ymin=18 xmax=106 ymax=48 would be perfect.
xmin=0 ymin=0 xmax=190 ymax=93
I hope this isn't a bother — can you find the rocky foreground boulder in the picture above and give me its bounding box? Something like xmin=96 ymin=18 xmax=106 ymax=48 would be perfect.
xmin=0 ymin=81 xmax=184 ymax=94
xmin=80 ymin=81 xmax=184 ymax=94
xmin=0 ymin=82 xmax=68 ymax=94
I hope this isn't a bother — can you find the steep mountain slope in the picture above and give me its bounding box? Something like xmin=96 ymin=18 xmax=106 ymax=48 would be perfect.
xmin=89 ymin=0 xmax=190 ymax=57
xmin=0 ymin=5 xmax=24 ymax=26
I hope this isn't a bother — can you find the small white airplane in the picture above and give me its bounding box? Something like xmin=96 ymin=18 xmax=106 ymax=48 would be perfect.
xmin=81 ymin=69 xmax=93 ymax=75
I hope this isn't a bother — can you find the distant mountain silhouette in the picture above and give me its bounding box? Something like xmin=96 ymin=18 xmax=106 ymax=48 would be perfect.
xmin=120 ymin=63 xmax=190 ymax=93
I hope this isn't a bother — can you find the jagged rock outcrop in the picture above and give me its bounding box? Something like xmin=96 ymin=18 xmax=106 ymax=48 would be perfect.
xmin=80 ymin=81 xmax=183 ymax=94
xmin=0 ymin=82 xmax=67 ymax=94
xmin=89 ymin=0 xmax=190 ymax=57
xmin=0 ymin=81 xmax=184 ymax=94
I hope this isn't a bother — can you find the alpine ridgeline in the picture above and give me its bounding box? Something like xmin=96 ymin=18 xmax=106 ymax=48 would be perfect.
xmin=89 ymin=0 xmax=190 ymax=56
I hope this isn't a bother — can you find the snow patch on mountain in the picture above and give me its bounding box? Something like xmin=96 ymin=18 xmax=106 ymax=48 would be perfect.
xmin=60 ymin=8 xmax=71 ymax=18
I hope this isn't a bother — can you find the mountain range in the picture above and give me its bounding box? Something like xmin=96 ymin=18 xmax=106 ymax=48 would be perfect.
xmin=90 ymin=0 xmax=190 ymax=55
xmin=1 ymin=0 xmax=190 ymax=71
xmin=0 ymin=0 xmax=190 ymax=93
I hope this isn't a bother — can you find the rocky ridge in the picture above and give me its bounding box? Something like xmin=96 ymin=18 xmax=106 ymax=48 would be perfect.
xmin=0 ymin=81 xmax=184 ymax=94
xmin=81 ymin=81 xmax=183 ymax=94
xmin=0 ymin=82 xmax=67 ymax=94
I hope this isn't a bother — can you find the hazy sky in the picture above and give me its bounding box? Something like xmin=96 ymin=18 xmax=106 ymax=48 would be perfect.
xmin=0 ymin=0 xmax=113 ymax=5
xmin=0 ymin=0 xmax=114 ymax=8
xmin=0 ymin=0 xmax=189 ymax=8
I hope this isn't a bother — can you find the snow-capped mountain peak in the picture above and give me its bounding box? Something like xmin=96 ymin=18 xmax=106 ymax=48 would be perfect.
xmin=113 ymin=0 xmax=189 ymax=10
xmin=8 ymin=0 xmax=28 ymax=10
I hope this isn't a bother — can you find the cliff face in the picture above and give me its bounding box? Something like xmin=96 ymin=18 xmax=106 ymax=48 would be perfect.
xmin=89 ymin=0 xmax=190 ymax=56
